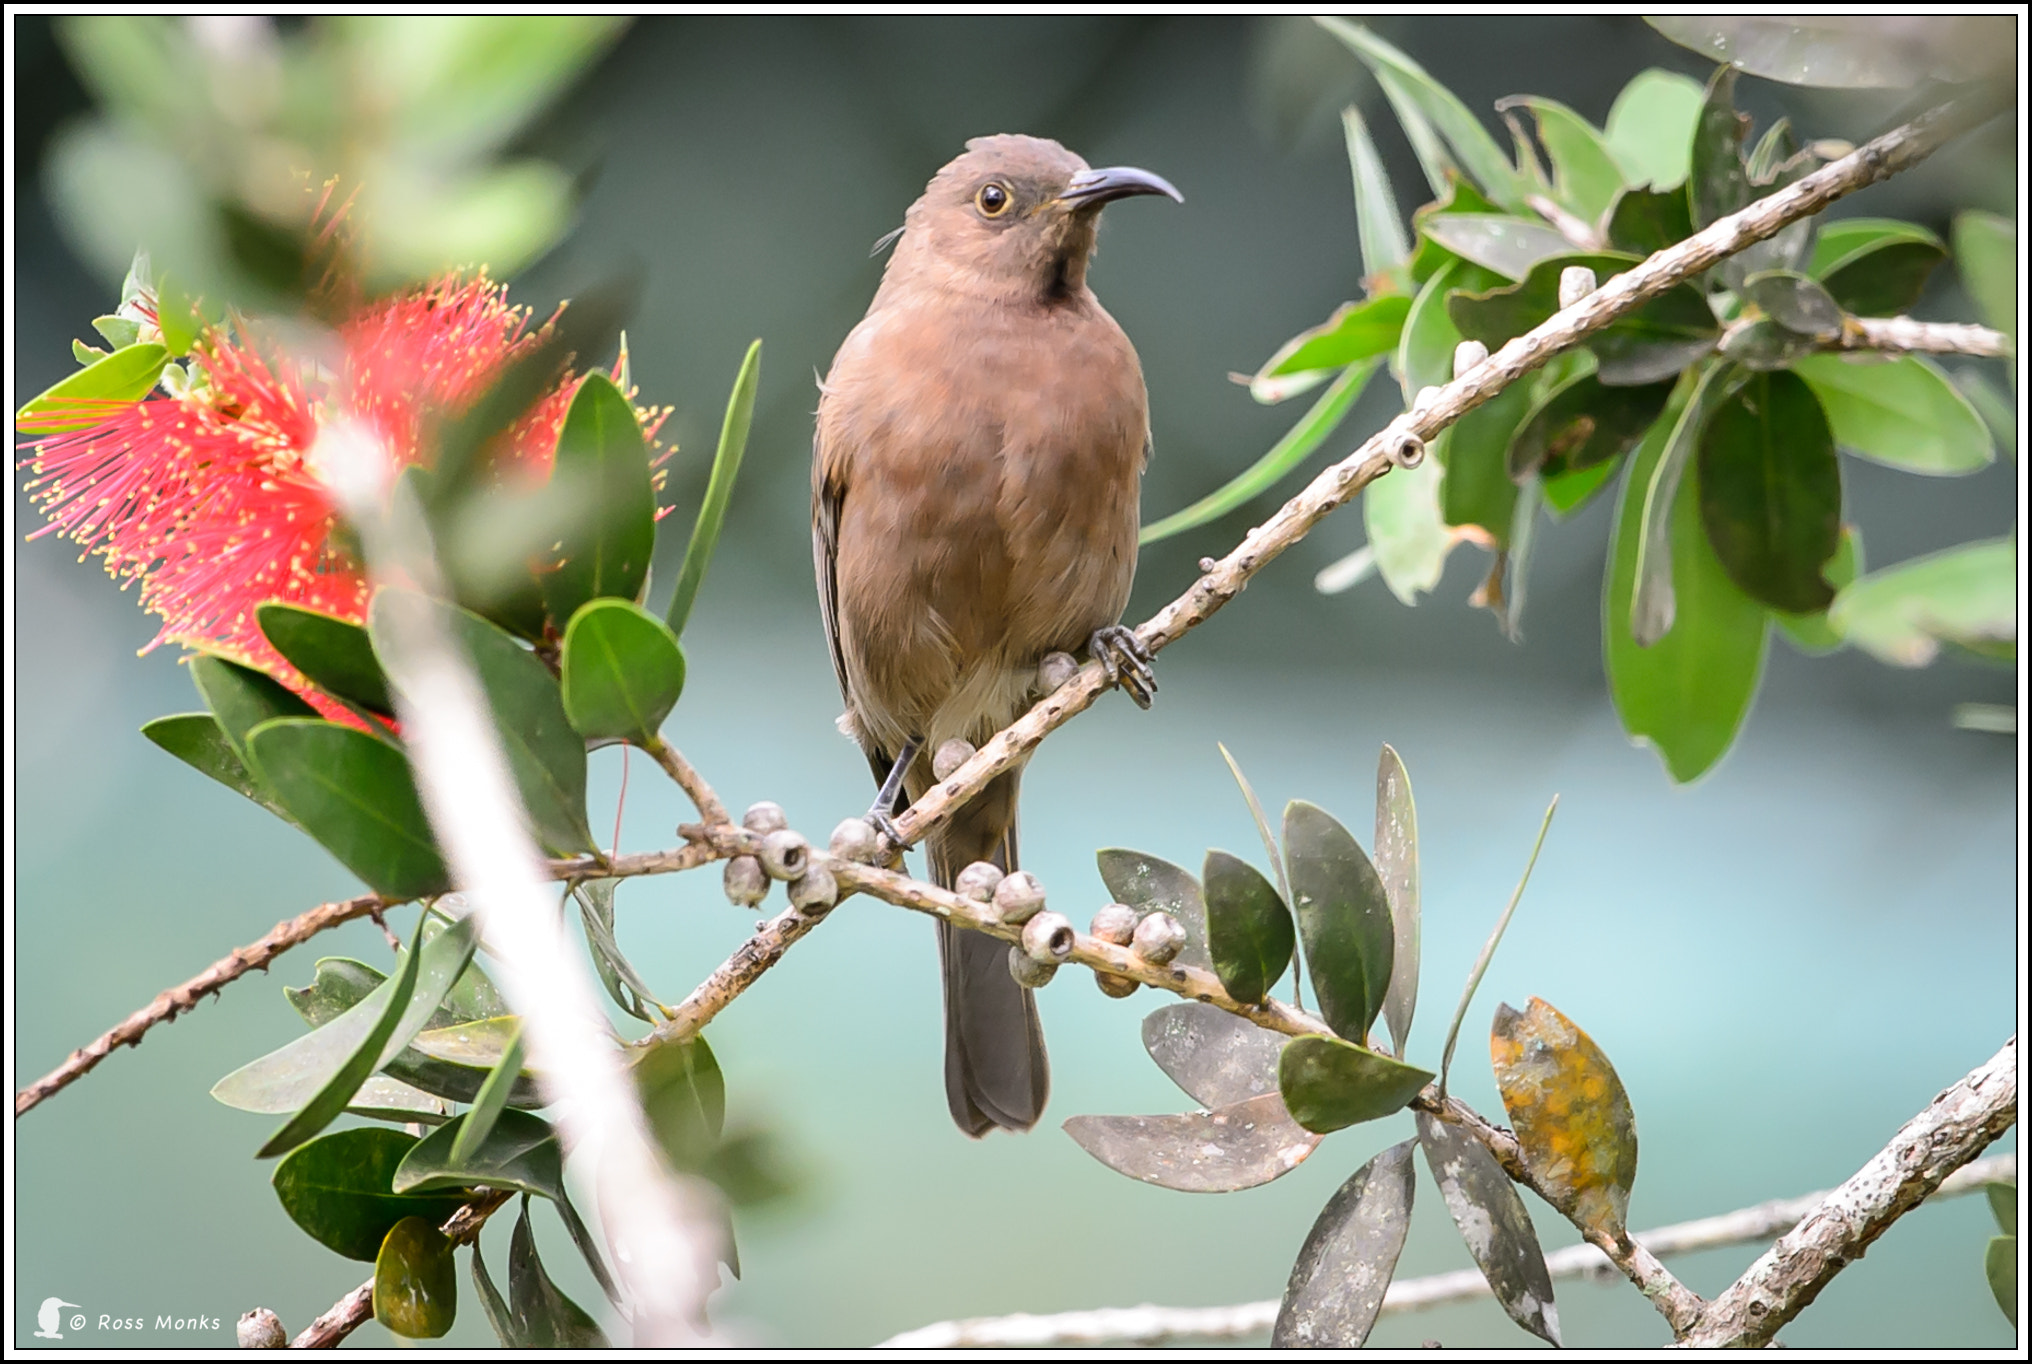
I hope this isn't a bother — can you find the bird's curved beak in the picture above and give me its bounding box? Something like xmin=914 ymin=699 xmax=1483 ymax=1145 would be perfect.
xmin=1057 ymin=165 xmax=1183 ymax=211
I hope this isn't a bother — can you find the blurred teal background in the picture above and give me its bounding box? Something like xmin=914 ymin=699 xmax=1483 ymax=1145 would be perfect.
xmin=12 ymin=16 xmax=2018 ymax=1349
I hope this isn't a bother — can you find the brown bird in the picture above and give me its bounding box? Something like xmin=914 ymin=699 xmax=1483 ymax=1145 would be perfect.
xmin=813 ymin=134 xmax=1179 ymax=1135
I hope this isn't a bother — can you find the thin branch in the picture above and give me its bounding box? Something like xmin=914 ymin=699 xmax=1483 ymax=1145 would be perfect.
xmin=876 ymin=1154 xmax=2016 ymax=1348
xmin=13 ymin=891 xmax=390 ymax=1116
xmin=641 ymin=735 xmax=728 ymax=826
xmin=1840 ymin=316 xmax=2013 ymax=358
xmin=1677 ymin=1035 xmax=2018 ymax=1348
xmin=879 ymin=87 xmax=2001 ymax=859
xmin=286 ymin=1190 xmax=513 ymax=1349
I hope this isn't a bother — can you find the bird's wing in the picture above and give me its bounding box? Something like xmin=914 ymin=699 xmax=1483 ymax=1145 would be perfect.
xmin=811 ymin=425 xmax=854 ymax=712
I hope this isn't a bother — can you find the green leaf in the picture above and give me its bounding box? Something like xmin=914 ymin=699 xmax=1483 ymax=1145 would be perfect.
xmin=634 ymin=1036 xmax=727 ymax=1172
xmin=1274 ymin=1140 xmax=1416 ymax=1348
xmin=472 ymin=1233 xmax=515 ymax=1345
xmin=1829 ymin=536 xmax=2017 ymax=667
xmin=1720 ymin=317 xmax=1819 ymax=372
xmin=539 ymin=372 xmax=656 ymax=625
xmin=1343 ymin=104 xmax=1409 ymax=285
xmin=1820 ymin=239 xmax=1947 ymax=317
xmin=574 ymin=879 xmax=666 ymax=1023
xmin=395 ymin=1107 xmax=563 ymax=1200
xmin=1491 ymin=997 xmax=1638 ymax=1239
xmin=246 ymin=718 xmax=449 ymax=899
xmin=1277 ymin=1036 xmax=1433 ymax=1133
xmin=1632 ymin=364 xmax=1740 ymax=645
xmin=1142 ymin=360 xmax=1377 ymax=545
xmin=272 ymin=1128 xmax=467 ymax=1262
xmin=1420 ymin=214 xmax=1576 ymax=282
xmin=1687 ymin=67 xmax=1749 ymax=232
xmin=1403 ymin=257 xmax=1501 ymax=397
xmin=1246 ymin=296 xmax=1409 ymax=400
xmin=1809 ymin=218 xmax=1945 ymax=279
xmin=1604 ymin=69 xmax=1705 ymax=190
xmin=1744 ymin=270 xmax=1843 ymax=338
xmin=1374 ymin=745 xmax=1419 ymax=1057
xmin=1439 ymin=378 xmax=1532 ymax=543
xmin=1954 ymin=212 xmax=2017 ymax=346
xmin=1438 ymin=797 xmax=1555 ymax=1095
xmin=1507 ymin=373 xmax=1676 ymax=480
xmin=1415 ymin=1109 xmax=1561 ymax=1346
xmin=1989 ymin=1181 xmax=2017 ymax=1233
xmin=1698 ymin=369 xmax=1842 ymax=613
xmin=375 ymin=1216 xmax=458 ymax=1339
xmin=1542 ymin=455 xmax=1621 ymax=518
xmin=1064 ymin=1092 xmax=1321 ymax=1193
xmin=257 ymin=603 xmax=395 ymax=715
xmin=1408 ymin=174 xmax=1503 ymax=284
xmin=666 ymin=339 xmax=761 ymax=638
xmin=141 ymin=713 xmax=294 ymax=821
xmin=253 ymin=912 xmax=477 ymax=1158
xmin=1096 ymin=849 xmax=1209 ymax=972
xmin=411 ymin=1015 xmax=527 ymax=1069
xmin=1316 ymin=18 xmax=1529 ymax=210
xmin=1604 ymin=185 xmax=1695 ymax=257
xmin=1215 ymin=744 xmax=1292 ymax=909
xmin=1607 ymin=380 xmax=1768 ymax=781
xmin=450 ymin=1026 xmax=525 ymax=1171
xmin=91 ymin=313 xmax=141 ymax=350
xmin=1142 ymin=1000 xmax=1286 ymax=1108
xmin=1203 ymin=850 xmax=1294 ymax=1006
xmin=507 ymin=1198 xmax=608 ymax=1347
xmin=344 ymin=1075 xmax=452 ymax=1127
xmin=191 ymin=653 xmax=318 ymax=773
xmin=1988 ymin=1235 xmax=2018 ymax=1327
xmin=1282 ymin=801 xmax=1393 ymax=1044
xmin=1647 ymin=16 xmax=1988 ymax=89
xmin=1512 ymin=97 xmax=1624 ymax=221
xmin=15 ymin=341 xmax=167 ymax=433
xmin=1793 ymin=354 xmax=1995 ymax=475
xmin=560 ymin=599 xmax=688 ymax=745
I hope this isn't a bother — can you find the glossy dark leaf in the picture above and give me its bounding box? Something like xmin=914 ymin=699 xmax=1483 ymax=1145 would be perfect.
xmin=1987 ymin=1181 xmax=2016 ymax=1233
xmin=560 ymin=598 xmax=687 ymax=746
xmin=1687 ymin=67 xmax=1749 ymax=231
xmin=1603 ymin=68 xmax=1705 ymax=191
xmin=1273 ymin=1139 xmax=1416 ymax=1347
xmin=246 ymin=718 xmax=449 ymax=899
xmin=14 ymin=341 xmax=167 ymax=432
xmin=508 ymin=1198 xmax=609 ymax=1347
xmin=1064 ymin=1093 xmax=1321 ymax=1193
xmin=1246 ymin=296 xmax=1410 ymax=395
xmin=1631 ymin=364 xmax=1747 ymax=647
xmin=540 ymin=372 xmax=656 ymax=625
xmin=450 ymin=1026 xmax=525 ymax=1170
xmin=1277 ymin=1035 xmax=1433 ymax=1134
xmin=1607 ymin=380 xmax=1769 ymax=781
xmin=191 ymin=653 xmax=317 ymax=772
xmin=1743 ymin=270 xmax=1843 ymax=338
xmin=141 ymin=713 xmax=293 ymax=821
xmin=1774 ymin=527 xmax=1862 ymax=654
xmin=1420 ymin=214 xmax=1576 ymax=282
xmin=666 ymin=339 xmax=762 ymax=638
xmin=1793 ymin=354 xmax=1993 ymax=475
xmin=1141 ymin=1001 xmax=1285 ymax=1108
xmin=1097 ymin=849 xmax=1208 ymax=971
xmin=1491 ymin=997 xmax=1639 ymax=1239
xmin=1507 ymin=374 xmax=1676 ymax=480
xmin=1283 ymin=801 xmax=1393 ymax=1044
xmin=1374 ymin=745 xmax=1419 ymax=1057
xmin=1820 ymin=239 xmax=1946 ymax=317
xmin=253 ymin=913 xmax=477 ymax=1158
xmin=375 ymin=1216 xmax=458 ymax=1339
xmin=271 ymin=1128 xmax=465 ymax=1261
xmin=1829 ymin=536 xmax=2017 ymax=667
xmin=1698 ymin=369 xmax=1842 ymax=613
xmin=1604 ymin=184 xmax=1695 ymax=257
xmin=1512 ymin=97 xmax=1625 ymax=221
xmin=1720 ymin=317 xmax=1820 ymax=372
xmin=1810 ymin=218 xmax=1943 ymax=278
xmin=1440 ymin=377 xmax=1531 ymax=544
xmin=634 ymin=1036 xmax=727 ymax=1172
xmin=1203 ymin=850 xmax=1293 ymax=1006
xmin=257 ymin=603 xmax=394 ymax=715
xmin=1722 ymin=149 xmax=1821 ymax=293
xmin=1415 ymin=1109 xmax=1561 ymax=1345
xmin=395 ymin=1107 xmax=562 ymax=1200
xmin=574 ymin=879 xmax=665 ymax=1024
xmin=472 ymin=1231 xmax=515 ymax=1345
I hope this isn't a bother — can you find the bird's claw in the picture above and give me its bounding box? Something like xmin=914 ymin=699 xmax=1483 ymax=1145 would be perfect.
xmin=1089 ymin=625 xmax=1157 ymax=710
xmin=867 ymin=806 xmax=907 ymax=848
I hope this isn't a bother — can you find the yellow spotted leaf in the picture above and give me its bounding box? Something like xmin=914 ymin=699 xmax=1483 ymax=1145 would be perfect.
xmin=1490 ymin=997 xmax=1637 ymax=1239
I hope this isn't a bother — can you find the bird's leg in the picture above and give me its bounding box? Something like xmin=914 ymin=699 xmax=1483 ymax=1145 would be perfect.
xmin=868 ymin=736 xmax=924 ymax=844
xmin=1088 ymin=625 xmax=1157 ymax=710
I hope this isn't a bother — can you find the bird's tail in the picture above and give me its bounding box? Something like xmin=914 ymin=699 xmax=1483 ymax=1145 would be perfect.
xmin=926 ymin=768 xmax=1049 ymax=1135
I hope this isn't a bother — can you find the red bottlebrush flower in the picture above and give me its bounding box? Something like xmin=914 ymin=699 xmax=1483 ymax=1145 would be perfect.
xmin=19 ymin=271 xmax=660 ymax=711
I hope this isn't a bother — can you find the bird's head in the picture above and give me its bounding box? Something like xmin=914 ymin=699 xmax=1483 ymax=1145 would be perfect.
xmin=883 ymin=133 xmax=1180 ymax=305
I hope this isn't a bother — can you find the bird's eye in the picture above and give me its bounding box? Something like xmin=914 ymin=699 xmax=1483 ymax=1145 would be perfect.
xmin=976 ymin=183 xmax=1011 ymax=217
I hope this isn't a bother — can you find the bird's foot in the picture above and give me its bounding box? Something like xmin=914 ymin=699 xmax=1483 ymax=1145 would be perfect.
xmin=1089 ymin=625 xmax=1157 ymax=710
xmin=866 ymin=806 xmax=907 ymax=848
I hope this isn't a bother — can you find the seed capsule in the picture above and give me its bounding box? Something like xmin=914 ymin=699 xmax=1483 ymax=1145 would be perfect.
xmin=789 ymin=866 xmax=839 ymax=912
xmin=742 ymin=801 xmax=788 ymax=835
xmin=1008 ymin=946 xmax=1058 ymax=989
xmin=757 ymin=828 xmax=810 ymax=880
xmin=955 ymin=861 xmax=1004 ymax=902
xmin=828 ymin=817 xmax=880 ymax=864
xmin=722 ymin=855 xmax=767 ymax=907
xmin=1036 ymin=651 xmax=1080 ymax=693
xmin=1021 ymin=911 xmax=1075 ymax=964
xmin=932 ymin=738 xmax=977 ymax=780
xmin=1132 ymin=911 xmax=1186 ymax=965
xmin=992 ymin=870 xmax=1046 ymax=924
xmin=1090 ymin=902 xmax=1138 ymax=945
xmin=1559 ymin=265 xmax=1597 ymax=308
